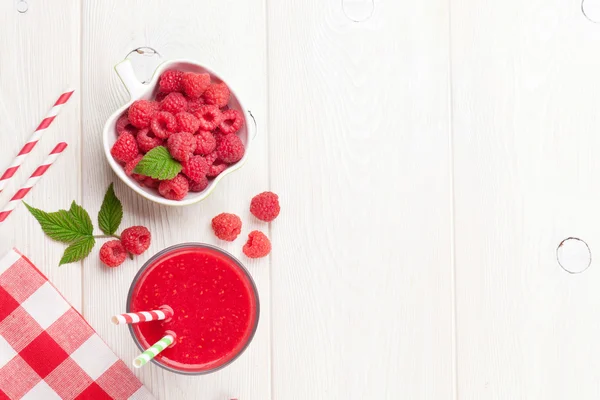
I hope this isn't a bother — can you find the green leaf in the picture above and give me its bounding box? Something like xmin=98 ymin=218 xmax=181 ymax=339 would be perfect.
xmin=24 ymin=202 xmax=92 ymax=243
xmin=98 ymin=183 xmax=123 ymax=235
xmin=134 ymin=146 xmax=182 ymax=180
xmin=59 ymin=236 xmax=95 ymax=266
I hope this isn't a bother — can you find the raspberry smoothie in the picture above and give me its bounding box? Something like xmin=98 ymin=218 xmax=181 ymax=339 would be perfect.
xmin=127 ymin=243 xmax=259 ymax=374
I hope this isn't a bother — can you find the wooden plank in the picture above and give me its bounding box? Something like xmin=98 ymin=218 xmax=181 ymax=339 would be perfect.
xmin=267 ymin=1 xmax=454 ymax=398
xmin=451 ymin=1 xmax=600 ymax=398
xmin=81 ymin=1 xmax=269 ymax=398
xmin=0 ymin=0 xmax=81 ymax=310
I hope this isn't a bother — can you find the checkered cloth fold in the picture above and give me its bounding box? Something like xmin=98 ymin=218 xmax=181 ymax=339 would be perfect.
xmin=0 ymin=248 xmax=155 ymax=400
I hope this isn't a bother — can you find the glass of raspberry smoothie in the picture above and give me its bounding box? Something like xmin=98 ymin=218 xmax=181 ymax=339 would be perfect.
xmin=127 ymin=243 xmax=259 ymax=374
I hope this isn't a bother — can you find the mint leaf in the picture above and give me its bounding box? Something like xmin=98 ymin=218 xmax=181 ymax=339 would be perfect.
xmin=98 ymin=183 xmax=123 ymax=235
xmin=68 ymin=202 xmax=93 ymax=236
xmin=134 ymin=146 xmax=181 ymax=180
xmin=59 ymin=236 xmax=95 ymax=266
xmin=24 ymin=202 xmax=92 ymax=243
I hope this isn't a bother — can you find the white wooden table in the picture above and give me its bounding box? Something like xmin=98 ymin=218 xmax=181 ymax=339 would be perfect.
xmin=2 ymin=0 xmax=600 ymax=399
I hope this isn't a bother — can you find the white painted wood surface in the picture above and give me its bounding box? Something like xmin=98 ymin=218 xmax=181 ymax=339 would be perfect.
xmin=1 ymin=0 xmax=600 ymax=399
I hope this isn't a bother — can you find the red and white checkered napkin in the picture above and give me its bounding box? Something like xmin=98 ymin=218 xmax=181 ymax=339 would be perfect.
xmin=0 ymin=248 xmax=155 ymax=400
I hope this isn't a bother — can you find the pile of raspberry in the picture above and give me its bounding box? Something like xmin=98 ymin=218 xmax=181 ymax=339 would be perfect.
xmin=110 ymin=69 xmax=246 ymax=201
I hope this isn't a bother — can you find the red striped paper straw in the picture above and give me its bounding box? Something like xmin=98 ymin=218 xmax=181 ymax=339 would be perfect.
xmin=0 ymin=89 xmax=74 ymax=194
xmin=0 ymin=143 xmax=68 ymax=223
xmin=112 ymin=306 xmax=174 ymax=325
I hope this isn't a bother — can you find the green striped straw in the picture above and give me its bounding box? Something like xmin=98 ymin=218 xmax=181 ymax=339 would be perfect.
xmin=133 ymin=334 xmax=174 ymax=368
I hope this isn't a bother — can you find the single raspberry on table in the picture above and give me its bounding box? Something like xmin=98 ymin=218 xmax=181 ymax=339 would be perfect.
xmin=250 ymin=191 xmax=280 ymax=222
xmin=242 ymin=231 xmax=271 ymax=258
xmin=121 ymin=226 xmax=151 ymax=255
xmin=211 ymin=213 xmax=242 ymax=241
xmin=189 ymin=176 xmax=209 ymax=192
xmin=116 ymin=114 xmax=137 ymax=136
xmin=182 ymin=155 xmax=209 ymax=182
xmin=182 ymin=72 xmax=211 ymax=99
xmin=159 ymin=70 xmax=183 ymax=93
xmin=193 ymin=105 xmax=223 ymax=131
xmin=194 ymin=130 xmax=217 ymax=156
xmin=218 ymin=109 xmax=244 ymax=134
xmin=111 ymin=132 xmax=139 ymax=163
xmin=137 ymin=128 xmax=163 ymax=153
xmin=124 ymin=155 xmax=144 ymax=176
xmin=187 ymin=97 xmax=205 ymax=114
xmin=128 ymin=100 xmax=158 ymax=129
xmin=176 ymin=111 xmax=200 ymax=133
xmin=100 ymin=240 xmax=127 ymax=267
xmin=158 ymin=174 xmax=190 ymax=200
xmin=160 ymin=92 xmax=188 ymax=114
xmin=150 ymin=111 xmax=177 ymax=139
xmin=167 ymin=132 xmax=196 ymax=162
xmin=216 ymin=134 xmax=245 ymax=164
xmin=207 ymin=162 xmax=228 ymax=178
xmin=203 ymin=82 xmax=230 ymax=108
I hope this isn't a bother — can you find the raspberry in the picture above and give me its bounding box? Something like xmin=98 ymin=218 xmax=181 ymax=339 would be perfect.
xmin=182 ymin=155 xmax=209 ymax=182
xmin=189 ymin=176 xmax=209 ymax=192
xmin=155 ymin=92 xmax=168 ymax=102
xmin=204 ymin=150 xmax=218 ymax=166
xmin=182 ymin=72 xmax=211 ymax=99
xmin=158 ymin=174 xmax=189 ymax=200
xmin=136 ymin=128 xmax=163 ymax=153
xmin=121 ymin=226 xmax=151 ymax=255
xmin=128 ymin=100 xmax=157 ymax=129
xmin=150 ymin=111 xmax=177 ymax=139
xmin=216 ymin=134 xmax=245 ymax=164
xmin=218 ymin=109 xmax=244 ymax=134
xmin=207 ymin=162 xmax=228 ymax=178
xmin=187 ymin=97 xmax=205 ymax=114
xmin=116 ymin=114 xmax=137 ymax=136
xmin=141 ymin=177 xmax=160 ymax=189
xmin=99 ymin=240 xmax=127 ymax=267
xmin=250 ymin=191 xmax=280 ymax=222
xmin=176 ymin=111 xmax=200 ymax=133
xmin=124 ymin=155 xmax=143 ymax=176
xmin=167 ymin=132 xmax=196 ymax=162
xmin=159 ymin=70 xmax=183 ymax=93
xmin=160 ymin=92 xmax=188 ymax=114
xmin=111 ymin=132 xmax=139 ymax=163
xmin=242 ymin=231 xmax=271 ymax=258
xmin=203 ymin=83 xmax=230 ymax=108
xmin=194 ymin=130 xmax=217 ymax=156
xmin=193 ymin=105 xmax=223 ymax=131
xmin=211 ymin=213 xmax=242 ymax=241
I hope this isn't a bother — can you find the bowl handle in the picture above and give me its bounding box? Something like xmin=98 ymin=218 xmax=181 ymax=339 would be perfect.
xmin=247 ymin=110 xmax=258 ymax=140
xmin=114 ymin=59 xmax=147 ymax=99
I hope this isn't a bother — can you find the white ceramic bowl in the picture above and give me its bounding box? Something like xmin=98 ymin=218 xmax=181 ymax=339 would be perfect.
xmin=103 ymin=59 xmax=256 ymax=206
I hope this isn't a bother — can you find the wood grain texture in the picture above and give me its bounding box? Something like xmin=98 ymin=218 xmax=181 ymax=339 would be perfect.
xmin=0 ymin=0 xmax=81 ymax=310
xmin=451 ymin=0 xmax=600 ymax=398
xmin=81 ymin=1 xmax=269 ymax=399
xmin=267 ymin=1 xmax=454 ymax=399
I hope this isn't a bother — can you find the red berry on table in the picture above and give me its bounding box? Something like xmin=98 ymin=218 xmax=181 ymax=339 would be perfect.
xmin=242 ymin=231 xmax=271 ymax=258
xmin=175 ymin=111 xmax=200 ymax=133
xmin=111 ymin=132 xmax=139 ymax=163
xmin=121 ymin=226 xmax=152 ymax=255
xmin=150 ymin=111 xmax=177 ymax=139
xmin=182 ymin=155 xmax=209 ymax=182
xmin=116 ymin=114 xmax=137 ymax=136
xmin=160 ymin=92 xmax=188 ymax=114
xmin=250 ymin=191 xmax=280 ymax=222
xmin=203 ymin=82 xmax=230 ymax=108
xmin=167 ymin=132 xmax=197 ymax=162
xmin=218 ymin=109 xmax=244 ymax=134
xmin=207 ymin=162 xmax=228 ymax=178
xmin=216 ymin=134 xmax=245 ymax=164
xmin=100 ymin=240 xmax=127 ymax=267
xmin=158 ymin=70 xmax=183 ymax=93
xmin=189 ymin=176 xmax=209 ymax=192
xmin=182 ymin=72 xmax=211 ymax=99
xmin=211 ymin=213 xmax=242 ymax=241
xmin=136 ymin=128 xmax=163 ymax=153
xmin=193 ymin=105 xmax=223 ymax=131
xmin=158 ymin=174 xmax=190 ymax=200
xmin=128 ymin=100 xmax=157 ymax=129
xmin=194 ymin=130 xmax=217 ymax=156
